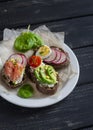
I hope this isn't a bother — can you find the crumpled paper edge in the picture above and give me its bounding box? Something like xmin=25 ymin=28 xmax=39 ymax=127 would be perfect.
xmin=0 ymin=25 xmax=76 ymax=99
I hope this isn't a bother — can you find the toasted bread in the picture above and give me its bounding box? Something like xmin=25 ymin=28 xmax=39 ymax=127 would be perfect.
xmin=26 ymin=65 xmax=59 ymax=95
xmin=44 ymin=46 xmax=70 ymax=69
xmin=1 ymin=68 xmax=26 ymax=89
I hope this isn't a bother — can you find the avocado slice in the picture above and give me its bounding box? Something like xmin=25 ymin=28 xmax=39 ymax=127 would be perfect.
xmin=34 ymin=67 xmax=45 ymax=83
xmin=39 ymin=66 xmax=55 ymax=84
xmin=34 ymin=65 xmax=57 ymax=84
xmin=46 ymin=65 xmax=57 ymax=83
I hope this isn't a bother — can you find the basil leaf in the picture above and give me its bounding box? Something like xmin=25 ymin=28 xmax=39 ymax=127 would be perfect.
xmin=14 ymin=32 xmax=44 ymax=52
xmin=18 ymin=84 xmax=34 ymax=98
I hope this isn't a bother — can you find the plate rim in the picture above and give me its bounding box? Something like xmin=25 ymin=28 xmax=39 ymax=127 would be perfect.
xmin=0 ymin=43 xmax=80 ymax=108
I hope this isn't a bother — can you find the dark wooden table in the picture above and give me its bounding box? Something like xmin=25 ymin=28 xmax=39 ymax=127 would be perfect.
xmin=0 ymin=0 xmax=93 ymax=130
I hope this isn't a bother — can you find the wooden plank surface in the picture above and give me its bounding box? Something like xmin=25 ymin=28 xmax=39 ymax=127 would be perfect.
xmin=0 ymin=0 xmax=93 ymax=130
xmin=1 ymin=16 xmax=93 ymax=49
xmin=74 ymin=46 xmax=93 ymax=85
xmin=0 ymin=0 xmax=93 ymax=30
xmin=0 ymin=82 xmax=93 ymax=130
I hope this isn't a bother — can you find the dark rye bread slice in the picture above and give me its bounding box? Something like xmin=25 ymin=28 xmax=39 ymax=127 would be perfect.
xmin=44 ymin=46 xmax=70 ymax=69
xmin=36 ymin=80 xmax=58 ymax=95
xmin=26 ymin=65 xmax=59 ymax=95
xmin=26 ymin=64 xmax=36 ymax=83
xmin=1 ymin=68 xmax=26 ymax=89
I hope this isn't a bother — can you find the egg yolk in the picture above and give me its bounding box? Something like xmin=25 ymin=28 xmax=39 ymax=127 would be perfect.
xmin=39 ymin=46 xmax=50 ymax=56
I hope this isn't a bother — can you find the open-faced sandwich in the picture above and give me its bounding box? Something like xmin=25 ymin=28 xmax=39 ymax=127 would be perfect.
xmin=1 ymin=53 xmax=27 ymax=88
xmin=34 ymin=45 xmax=70 ymax=69
xmin=26 ymin=55 xmax=59 ymax=95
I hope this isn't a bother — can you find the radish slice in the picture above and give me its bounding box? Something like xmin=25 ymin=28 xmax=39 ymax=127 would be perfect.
xmin=8 ymin=53 xmax=23 ymax=64
xmin=44 ymin=49 xmax=57 ymax=63
xmin=56 ymin=52 xmax=67 ymax=64
xmin=52 ymin=50 xmax=61 ymax=63
xmin=8 ymin=53 xmax=27 ymax=67
xmin=20 ymin=54 xmax=27 ymax=66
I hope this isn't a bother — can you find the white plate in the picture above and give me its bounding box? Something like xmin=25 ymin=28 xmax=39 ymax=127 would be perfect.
xmin=0 ymin=44 xmax=80 ymax=108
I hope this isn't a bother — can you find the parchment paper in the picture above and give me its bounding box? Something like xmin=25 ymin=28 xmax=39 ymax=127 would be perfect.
xmin=0 ymin=25 xmax=74 ymax=98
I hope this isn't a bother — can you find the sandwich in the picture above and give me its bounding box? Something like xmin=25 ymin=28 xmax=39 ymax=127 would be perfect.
xmin=35 ymin=45 xmax=70 ymax=69
xmin=26 ymin=55 xmax=59 ymax=95
xmin=1 ymin=53 xmax=27 ymax=88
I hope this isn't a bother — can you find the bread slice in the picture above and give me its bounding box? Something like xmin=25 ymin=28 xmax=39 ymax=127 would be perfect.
xmin=36 ymin=80 xmax=58 ymax=95
xmin=26 ymin=65 xmax=59 ymax=95
xmin=34 ymin=46 xmax=70 ymax=69
xmin=1 ymin=68 xmax=26 ymax=89
xmin=51 ymin=46 xmax=70 ymax=68
xmin=45 ymin=46 xmax=70 ymax=69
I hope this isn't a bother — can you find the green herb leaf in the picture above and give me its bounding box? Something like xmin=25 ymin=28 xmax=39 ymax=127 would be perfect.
xmin=14 ymin=31 xmax=44 ymax=52
xmin=17 ymin=84 xmax=34 ymax=98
